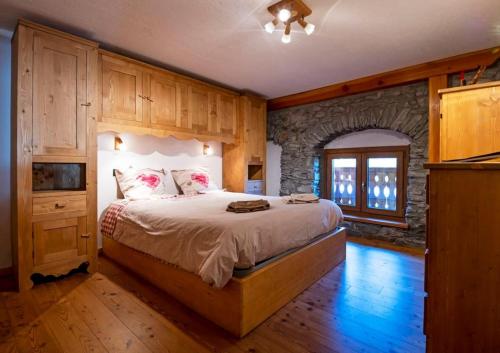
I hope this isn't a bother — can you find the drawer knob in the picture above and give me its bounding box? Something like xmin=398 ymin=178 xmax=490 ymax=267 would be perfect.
xmin=54 ymin=203 xmax=66 ymax=209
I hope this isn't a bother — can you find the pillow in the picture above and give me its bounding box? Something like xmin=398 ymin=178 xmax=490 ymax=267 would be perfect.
xmin=115 ymin=168 xmax=168 ymax=199
xmin=171 ymin=167 xmax=219 ymax=195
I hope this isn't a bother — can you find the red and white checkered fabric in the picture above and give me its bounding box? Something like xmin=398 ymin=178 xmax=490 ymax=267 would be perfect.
xmin=101 ymin=203 xmax=125 ymax=238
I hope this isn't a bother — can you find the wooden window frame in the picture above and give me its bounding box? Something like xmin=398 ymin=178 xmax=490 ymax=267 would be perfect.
xmin=324 ymin=146 xmax=409 ymax=223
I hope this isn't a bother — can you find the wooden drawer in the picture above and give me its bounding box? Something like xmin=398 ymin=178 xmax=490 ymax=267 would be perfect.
xmin=246 ymin=180 xmax=264 ymax=195
xmin=33 ymin=195 xmax=87 ymax=216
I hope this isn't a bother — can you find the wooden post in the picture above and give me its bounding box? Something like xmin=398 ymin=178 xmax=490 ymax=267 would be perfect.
xmin=428 ymin=75 xmax=448 ymax=162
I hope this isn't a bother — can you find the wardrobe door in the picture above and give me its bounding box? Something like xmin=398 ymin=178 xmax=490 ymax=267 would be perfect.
xmin=218 ymin=93 xmax=238 ymax=138
xmin=190 ymin=85 xmax=210 ymax=134
xmin=101 ymin=55 xmax=144 ymax=126
xmin=245 ymin=97 xmax=267 ymax=164
xmin=33 ymin=216 xmax=88 ymax=271
xmin=32 ymin=31 xmax=88 ymax=156
xmin=146 ymin=71 xmax=177 ymax=129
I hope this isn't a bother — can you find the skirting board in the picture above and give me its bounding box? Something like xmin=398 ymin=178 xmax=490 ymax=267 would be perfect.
xmin=0 ymin=266 xmax=13 ymax=277
xmin=102 ymin=227 xmax=347 ymax=336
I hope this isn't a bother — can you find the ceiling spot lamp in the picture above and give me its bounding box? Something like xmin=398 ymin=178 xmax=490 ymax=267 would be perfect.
xmin=264 ymin=0 xmax=315 ymax=43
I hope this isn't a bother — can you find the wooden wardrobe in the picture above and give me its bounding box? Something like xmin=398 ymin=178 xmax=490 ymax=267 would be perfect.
xmin=424 ymin=163 xmax=500 ymax=352
xmin=11 ymin=20 xmax=98 ymax=291
xmin=10 ymin=20 xmax=268 ymax=290
xmin=223 ymin=95 xmax=267 ymax=195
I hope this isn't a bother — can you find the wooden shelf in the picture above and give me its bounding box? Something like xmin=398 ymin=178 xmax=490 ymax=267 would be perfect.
xmin=343 ymin=214 xmax=409 ymax=229
xmin=97 ymin=122 xmax=236 ymax=144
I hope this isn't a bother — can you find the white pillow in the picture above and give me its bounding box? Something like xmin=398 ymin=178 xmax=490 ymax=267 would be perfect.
xmin=115 ymin=168 xmax=169 ymax=199
xmin=170 ymin=167 xmax=219 ymax=195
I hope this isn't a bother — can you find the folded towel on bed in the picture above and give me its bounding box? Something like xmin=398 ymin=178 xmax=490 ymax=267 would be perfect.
xmin=227 ymin=199 xmax=270 ymax=213
xmin=282 ymin=193 xmax=320 ymax=204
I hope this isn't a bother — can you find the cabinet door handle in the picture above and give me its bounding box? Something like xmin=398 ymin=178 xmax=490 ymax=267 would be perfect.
xmin=81 ymin=102 xmax=91 ymax=107
xmin=81 ymin=233 xmax=91 ymax=238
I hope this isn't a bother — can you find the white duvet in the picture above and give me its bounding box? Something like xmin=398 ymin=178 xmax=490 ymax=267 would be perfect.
xmin=109 ymin=191 xmax=343 ymax=288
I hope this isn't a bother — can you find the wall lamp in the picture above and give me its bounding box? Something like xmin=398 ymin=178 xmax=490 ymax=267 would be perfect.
xmin=203 ymin=144 xmax=214 ymax=156
xmin=114 ymin=136 xmax=125 ymax=151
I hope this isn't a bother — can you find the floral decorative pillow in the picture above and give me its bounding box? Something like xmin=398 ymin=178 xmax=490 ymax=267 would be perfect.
xmin=171 ymin=168 xmax=219 ymax=195
xmin=115 ymin=168 xmax=168 ymax=199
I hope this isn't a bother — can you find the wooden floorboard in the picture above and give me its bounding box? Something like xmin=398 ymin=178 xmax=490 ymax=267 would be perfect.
xmin=0 ymin=241 xmax=426 ymax=352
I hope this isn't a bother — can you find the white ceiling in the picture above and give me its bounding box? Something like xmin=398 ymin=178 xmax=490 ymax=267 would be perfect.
xmin=0 ymin=0 xmax=499 ymax=98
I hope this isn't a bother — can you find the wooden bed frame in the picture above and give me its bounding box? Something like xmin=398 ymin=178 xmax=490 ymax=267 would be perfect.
xmin=102 ymin=227 xmax=346 ymax=337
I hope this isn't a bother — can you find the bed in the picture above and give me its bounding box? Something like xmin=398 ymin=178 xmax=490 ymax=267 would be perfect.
xmin=101 ymin=191 xmax=346 ymax=336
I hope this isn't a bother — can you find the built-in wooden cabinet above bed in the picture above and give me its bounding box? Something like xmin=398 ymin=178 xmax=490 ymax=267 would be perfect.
xmin=98 ymin=51 xmax=240 ymax=143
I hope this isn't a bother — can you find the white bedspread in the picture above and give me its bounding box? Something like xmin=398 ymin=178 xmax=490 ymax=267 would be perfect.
xmin=109 ymin=191 xmax=343 ymax=288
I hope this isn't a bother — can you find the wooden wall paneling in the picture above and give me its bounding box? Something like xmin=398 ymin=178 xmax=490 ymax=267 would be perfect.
xmin=147 ymin=70 xmax=177 ymax=129
xmin=440 ymin=82 xmax=500 ymax=161
xmin=101 ymin=54 xmax=144 ymax=126
xmin=428 ymin=75 xmax=447 ymax=162
xmin=12 ymin=24 xmax=34 ymax=291
xmin=32 ymin=32 xmax=88 ymax=157
xmin=268 ymin=47 xmax=500 ymax=110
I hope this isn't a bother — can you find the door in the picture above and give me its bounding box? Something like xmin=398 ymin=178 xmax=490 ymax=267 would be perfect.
xmin=246 ymin=97 xmax=266 ymax=164
xmin=32 ymin=31 xmax=88 ymax=156
xmin=218 ymin=93 xmax=238 ymax=137
xmin=33 ymin=216 xmax=88 ymax=268
xmin=176 ymin=81 xmax=191 ymax=129
xmin=190 ymin=85 xmax=213 ymax=133
xmin=145 ymin=71 xmax=177 ymax=129
xmin=101 ymin=55 xmax=144 ymax=126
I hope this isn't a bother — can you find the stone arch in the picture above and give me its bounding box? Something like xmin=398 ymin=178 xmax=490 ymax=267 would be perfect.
xmin=267 ymin=82 xmax=428 ymax=246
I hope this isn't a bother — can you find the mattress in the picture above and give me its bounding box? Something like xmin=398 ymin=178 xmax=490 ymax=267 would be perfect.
xmin=102 ymin=191 xmax=343 ymax=288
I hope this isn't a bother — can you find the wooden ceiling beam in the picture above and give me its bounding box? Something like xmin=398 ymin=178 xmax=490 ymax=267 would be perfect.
xmin=267 ymin=47 xmax=500 ymax=111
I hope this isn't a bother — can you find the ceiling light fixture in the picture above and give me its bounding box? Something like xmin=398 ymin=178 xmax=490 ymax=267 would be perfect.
xmin=264 ymin=0 xmax=315 ymax=44
xmin=298 ymin=18 xmax=315 ymax=35
xmin=278 ymin=8 xmax=292 ymax=22
xmin=282 ymin=23 xmax=291 ymax=43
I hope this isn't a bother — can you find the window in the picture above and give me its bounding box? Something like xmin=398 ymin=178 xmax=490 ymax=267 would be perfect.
xmin=324 ymin=146 xmax=408 ymax=221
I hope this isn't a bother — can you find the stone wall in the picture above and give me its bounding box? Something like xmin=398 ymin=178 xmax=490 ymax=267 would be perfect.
xmin=268 ymin=82 xmax=429 ymax=247
xmin=267 ymin=59 xmax=500 ymax=247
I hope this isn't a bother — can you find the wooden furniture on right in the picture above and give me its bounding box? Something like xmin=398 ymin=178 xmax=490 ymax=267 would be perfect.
xmin=223 ymin=95 xmax=267 ymax=195
xmin=424 ymin=162 xmax=500 ymax=352
xmin=439 ymin=81 xmax=500 ymax=161
xmin=103 ymin=227 xmax=346 ymax=337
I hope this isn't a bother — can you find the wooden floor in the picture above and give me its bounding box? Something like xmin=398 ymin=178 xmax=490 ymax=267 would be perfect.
xmin=0 ymin=241 xmax=426 ymax=353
